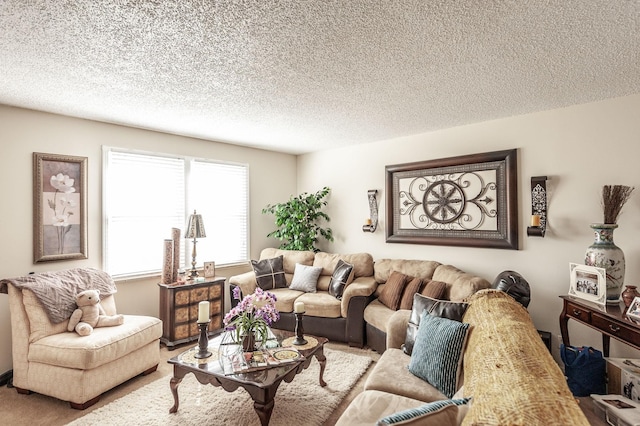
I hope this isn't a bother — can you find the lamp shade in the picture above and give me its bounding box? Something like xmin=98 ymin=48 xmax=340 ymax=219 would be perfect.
xmin=185 ymin=210 xmax=206 ymax=239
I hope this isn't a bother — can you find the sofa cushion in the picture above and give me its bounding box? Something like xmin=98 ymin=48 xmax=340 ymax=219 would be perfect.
xmin=252 ymin=255 xmax=287 ymax=290
xmin=259 ymin=248 xmax=315 ymax=274
xmin=335 ymin=390 xmax=431 ymax=426
xmin=289 ymin=263 xmax=322 ymax=293
xmin=378 ymin=271 xmax=409 ymax=310
xmin=399 ymin=277 xmax=424 ymax=310
xmin=328 ymin=260 xmax=354 ymax=300
xmin=296 ymin=291 xmax=342 ymax=318
xmin=408 ymin=312 xmax=470 ymax=398
xmin=404 ymin=294 xmax=469 ymax=355
xmin=364 ymin=298 xmax=398 ymax=333
xmin=23 ymin=289 xmax=118 ymax=343
xmin=269 ymin=288 xmax=304 ymax=313
xmin=28 ymin=314 xmax=162 ymax=370
xmin=365 ymin=348 xmax=447 ymax=403
xmin=378 ymin=398 xmax=471 ymax=425
xmin=432 ymin=264 xmax=491 ymax=302
xmin=421 ymin=280 xmax=446 ymax=299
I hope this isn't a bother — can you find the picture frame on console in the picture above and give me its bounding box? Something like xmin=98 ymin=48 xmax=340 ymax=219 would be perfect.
xmin=33 ymin=152 xmax=88 ymax=263
xmin=627 ymin=297 xmax=640 ymax=322
xmin=204 ymin=261 xmax=216 ymax=278
xmin=568 ymin=263 xmax=606 ymax=306
xmin=385 ymin=149 xmax=518 ymax=250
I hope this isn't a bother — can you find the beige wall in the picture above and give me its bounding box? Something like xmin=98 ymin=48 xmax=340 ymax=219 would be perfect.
xmin=298 ymin=93 xmax=640 ymax=362
xmin=0 ymin=105 xmax=296 ymax=374
xmin=2 ymin=94 xmax=639 ymax=374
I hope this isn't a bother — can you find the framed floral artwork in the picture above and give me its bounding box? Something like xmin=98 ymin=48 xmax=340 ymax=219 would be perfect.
xmin=33 ymin=152 xmax=88 ymax=262
xmin=385 ymin=149 xmax=518 ymax=249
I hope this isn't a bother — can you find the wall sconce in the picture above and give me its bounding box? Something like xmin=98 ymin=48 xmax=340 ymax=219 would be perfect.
xmin=362 ymin=189 xmax=378 ymax=232
xmin=527 ymin=176 xmax=548 ymax=237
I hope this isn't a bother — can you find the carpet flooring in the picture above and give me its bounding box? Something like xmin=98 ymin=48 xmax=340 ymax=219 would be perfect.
xmin=67 ymin=347 xmax=371 ymax=426
xmin=0 ymin=342 xmax=379 ymax=426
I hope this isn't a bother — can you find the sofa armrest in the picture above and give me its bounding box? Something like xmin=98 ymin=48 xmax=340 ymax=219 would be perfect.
xmin=386 ymin=309 xmax=411 ymax=349
xmin=341 ymin=276 xmax=377 ymax=318
xmin=228 ymin=271 xmax=257 ymax=299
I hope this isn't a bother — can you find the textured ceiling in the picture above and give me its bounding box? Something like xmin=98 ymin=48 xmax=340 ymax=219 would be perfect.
xmin=1 ymin=1 xmax=638 ymax=155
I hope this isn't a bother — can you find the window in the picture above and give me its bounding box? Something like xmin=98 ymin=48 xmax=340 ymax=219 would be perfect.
xmin=103 ymin=147 xmax=249 ymax=279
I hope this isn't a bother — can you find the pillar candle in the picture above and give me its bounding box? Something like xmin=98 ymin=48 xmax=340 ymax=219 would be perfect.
xmin=365 ymin=218 xmax=372 ymax=225
xmin=530 ymin=214 xmax=541 ymax=227
xmin=198 ymin=301 xmax=210 ymax=322
xmin=294 ymin=301 xmax=305 ymax=313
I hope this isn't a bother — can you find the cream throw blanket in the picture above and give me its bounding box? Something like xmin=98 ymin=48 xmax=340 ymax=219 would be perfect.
xmin=0 ymin=267 xmax=117 ymax=324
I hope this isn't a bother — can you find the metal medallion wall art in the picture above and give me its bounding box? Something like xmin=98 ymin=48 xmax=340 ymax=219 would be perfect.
xmin=386 ymin=149 xmax=518 ymax=249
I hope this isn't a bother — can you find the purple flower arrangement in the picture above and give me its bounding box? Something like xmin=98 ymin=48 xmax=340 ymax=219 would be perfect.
xmin=223 ymin=287 xmax=280 ymax=347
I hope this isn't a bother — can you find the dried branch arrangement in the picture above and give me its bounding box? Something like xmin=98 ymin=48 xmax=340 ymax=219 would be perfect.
xmin=601 ymin=185 xmax=635 ymax=224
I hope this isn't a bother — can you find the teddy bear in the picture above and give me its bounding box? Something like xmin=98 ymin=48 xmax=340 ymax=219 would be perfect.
xmin=67 ymin=289 xmax=124 ymax=336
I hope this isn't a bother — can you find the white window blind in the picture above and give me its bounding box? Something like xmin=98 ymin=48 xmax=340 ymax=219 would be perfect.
xmin=103 ymin=147 xmax=249 ymax=279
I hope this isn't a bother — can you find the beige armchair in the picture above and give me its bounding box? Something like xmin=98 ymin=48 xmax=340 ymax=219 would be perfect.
xmin=2 ymin=268 xmax=162 ymax=409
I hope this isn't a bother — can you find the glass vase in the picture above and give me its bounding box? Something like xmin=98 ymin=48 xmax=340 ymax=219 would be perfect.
xmin=585 ymin=223 xmax=625 ymax=304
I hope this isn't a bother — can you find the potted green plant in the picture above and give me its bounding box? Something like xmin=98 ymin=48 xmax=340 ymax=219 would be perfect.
xmin=262 ymin=186 xmax=334 ymax=251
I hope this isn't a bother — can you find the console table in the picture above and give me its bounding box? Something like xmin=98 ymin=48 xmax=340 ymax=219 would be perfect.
xmin=559 ymin=295 xmax=640 ymax=357
xmin=159 ymin=277 xmax=225 ymax=349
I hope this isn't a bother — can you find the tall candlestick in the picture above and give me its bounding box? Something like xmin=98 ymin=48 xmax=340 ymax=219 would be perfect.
xmin=294 ymin=301 xmax=305 ymax=313
xmin=198 ymin=301 xmax=209 ymax=323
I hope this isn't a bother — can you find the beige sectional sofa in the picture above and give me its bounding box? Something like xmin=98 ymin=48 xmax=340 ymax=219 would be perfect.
xmin=364 ymin=258 xmax=492 ymax=354
xmin=337 ymin=290 xmax=589 ymax=425
xmin=229 ymin=248 xmax=376 ymax=347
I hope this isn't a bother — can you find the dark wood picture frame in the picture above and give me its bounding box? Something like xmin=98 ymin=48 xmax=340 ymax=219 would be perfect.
xmin=386 ymin=149 xmax=518 ymax=250
xmin=33 ymin=152 xmax=88 ymax=262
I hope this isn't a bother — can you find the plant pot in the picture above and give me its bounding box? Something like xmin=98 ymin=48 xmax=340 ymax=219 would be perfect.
xmin=585 ymin=223 xmax=625 ymax=304
xmin=242 ymin=332 xmax=256 ymax=352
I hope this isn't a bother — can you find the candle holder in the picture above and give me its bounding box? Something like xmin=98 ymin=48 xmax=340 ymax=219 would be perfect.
xmin=293 ymin=312 xmax=308 ymax=346
xmin=194 ymin=320 xmax=212 ymax=359
xmin=527 ymin=176 xmax=548 ymax=238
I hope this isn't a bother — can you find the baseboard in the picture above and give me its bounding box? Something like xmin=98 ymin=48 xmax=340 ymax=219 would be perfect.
xmin=0 ymin=370 xmax=13 ymax=387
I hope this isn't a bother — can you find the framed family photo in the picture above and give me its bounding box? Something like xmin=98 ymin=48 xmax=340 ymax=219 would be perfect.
xmin=627 ymin=297 xmax=640 ymax=322
xmin=33 ymin=152 xmax=88 ymax=262
xmin=568 ymin=263 xmax=606 ymax=306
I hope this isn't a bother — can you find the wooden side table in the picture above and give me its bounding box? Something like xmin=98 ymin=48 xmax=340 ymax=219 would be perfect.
xmin=159 ymin=277 xmax=225 ymax=349
xmin=559 ymin=295 xmax=640 ymax=357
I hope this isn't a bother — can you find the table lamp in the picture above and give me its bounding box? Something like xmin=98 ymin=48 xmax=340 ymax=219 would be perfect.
xmin=185 ymin=209 xmax=206 ymax=279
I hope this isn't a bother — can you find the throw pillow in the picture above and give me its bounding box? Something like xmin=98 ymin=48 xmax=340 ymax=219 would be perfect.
xmin=377 ymin=398 xmax=471 ymax=426
xmin=289 ymin=263 xmax=322 ymax=293
xmin=421 ymin=280 xmax=447 ymax=299
xmin=403 ymin=293 xmax=469 ymax=356
xmin=408 ymin=312 xmax=471 ymax=398
xmin=399 ymin=277 xmax=424 ymax=310
xmin=251 ymin=255 xmax=287 ymax=290
xmin=378 ymin=271 xmax=410 ymax=310
xmin=328 ymin=259 xmax=354 ymax=300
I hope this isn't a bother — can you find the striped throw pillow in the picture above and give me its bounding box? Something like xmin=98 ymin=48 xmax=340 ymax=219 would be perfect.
xmin=408 ymin=311 xmax=470 ymax=398
xmin=377 ymin=398 xmax=471 ymax=425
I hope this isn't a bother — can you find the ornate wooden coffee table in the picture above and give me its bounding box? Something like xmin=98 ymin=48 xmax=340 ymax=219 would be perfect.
xmin=168 ymin=329 xmax=328 ymax=426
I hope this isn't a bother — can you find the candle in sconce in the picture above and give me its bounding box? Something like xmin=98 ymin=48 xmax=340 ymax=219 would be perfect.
xmin=365 ymin=218 xmax=372 ymax=226
xmin=198 ymin=301 xmax=210 ymax=323
xmin=294 ymin=301 xmax=305 ymax=313
xmin=530 ymin=215 xmax=541 ymax=227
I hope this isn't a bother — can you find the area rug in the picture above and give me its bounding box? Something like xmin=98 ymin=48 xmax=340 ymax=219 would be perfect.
xmin=67 ymin=347 xmax=372 ymax=426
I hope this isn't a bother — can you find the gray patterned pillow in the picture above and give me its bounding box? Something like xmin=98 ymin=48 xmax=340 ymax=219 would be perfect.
xmin=289 ymin=263 xmax=322 ymax=293
xmin=251 ymin=255 xmax=287 ymax=290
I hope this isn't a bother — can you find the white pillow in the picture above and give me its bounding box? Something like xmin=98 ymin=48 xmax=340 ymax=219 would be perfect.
xmin=289 ymin=263 xmax=322 ymax=293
